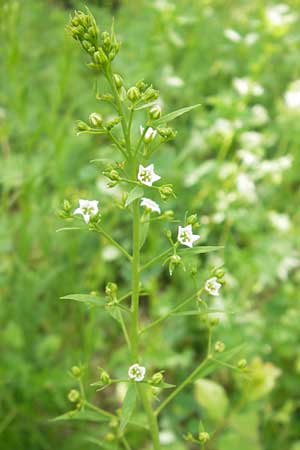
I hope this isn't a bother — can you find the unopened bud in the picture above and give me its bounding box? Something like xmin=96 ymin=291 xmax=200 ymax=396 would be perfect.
xmin=151 ymin=372 xmax=164 ymax=385
xmin=170 ymin=254 xmax=181 ymax=265
xmin=214 ymin=267 xmax=225 ymax=279
xmin=214 ymin=341 xmax=225 ymax=353
xmin=105 ymin=282 xmax=118 ymax=297
xmin=162 ymin=210 xmax=174 ymax=220
xmin=149 ymin=104 xmax=162 ymax=120
xmin=105 ymin=432 xmax=115 ymax=442
xmin=71 ymin=365 xmax=82 ymax=377
xmin=143 ymin=126 xmax=157 ymax=143
xmin=94 ymin=48 xmax=108 ymax=65
xmin=63 ymin=199 xmax=71 ymax=212
xmin=100 ymin=369 xmax=111 ymax=385
xmin=142 ymin=87 xmax=159 ymax=102
xmin=187 ymin=214 xmax=198 ymax=225
xmin=237 ymin=358 xmax=247 ymax=369
xmin=198 ymin=431 xmax=210 ymax=443
xmin=113 ymin=73 xmax=123 ymax=88
xmin=76 ymin=120 xmax=89 ymax=132
xmin=157 ymin=127 xmax=177 ymax=140
xmin=127 ymin=86 xmax=140 ymax=103
xmin=209 ymin=317 xmax=220 ymax=327
xmin=89 ymin=112 xmax=103 ymax=127
xmin=159 ymin=185 xmax=174 ymax=200
xmin=108 ymin=170 xmax=120 ymax=181
xmin=68 ymin=389 xmax=80 ymax=403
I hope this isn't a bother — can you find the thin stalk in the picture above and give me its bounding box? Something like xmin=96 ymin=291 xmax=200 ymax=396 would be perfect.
xmin=139 ymin=248 xmax=172 ymax=272
xmin=140 ymin=289 xmax=202 ymax=335
xmin=138 ymin=384 xmax=161 ymax=450
xmin=155 ymin=357 xmax=209 ymax=416
xmin=96 ymin=226 xmax=132 ymax=262
xmin=130 ymin=199 xmax=140 ymax=360
xmin=85 ymin=401 xmax=116 ymax=420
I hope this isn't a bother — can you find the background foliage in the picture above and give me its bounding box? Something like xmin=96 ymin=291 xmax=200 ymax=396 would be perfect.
xmin=1 ymin=0 xmax=300 ymax=449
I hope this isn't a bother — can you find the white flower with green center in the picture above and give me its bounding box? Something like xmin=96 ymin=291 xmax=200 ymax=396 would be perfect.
xmin=140 ymin=197 xmax=161 ymax=214
xmin=177 ymin=225 xmax=200 ymax=248
xmin=137 ymin=164 xmax=161 ymax=186
xmin=128 ymin=363 xmax=146 ymax=382
xmin=74 ymin=199 xmax=99 ymax=224
xmin=205 ymin=277 xmax=222 ymax=296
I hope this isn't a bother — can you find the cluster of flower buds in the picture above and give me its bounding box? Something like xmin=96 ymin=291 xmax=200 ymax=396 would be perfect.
xmin=159 ymin=184 xmax=175 ymax=201
xmin=68 ymin=9 xmax=121 ymax=70
xmin=105 ymin=282 xmax=118 ymax=305
xmin=99 ymin=367 xmax=111 ymax=385
xmin=184 ymin=430 xmax=210 ymax=445
xmin=214 ymin=340 xmax=225 ymax=353
xmin=168 ymin=253 xmax=183 ymax=276
xmin=58 ymin=199 xmax=72 ymax=219
xmin=157 ymin=126 xmax=177 ymax=142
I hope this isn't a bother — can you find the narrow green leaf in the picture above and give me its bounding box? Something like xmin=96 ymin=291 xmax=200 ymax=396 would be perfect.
xmin=134 ymin=101 xmax=157 ymax=111
xmin=56 ymin=227 xmax=83 ymax=233
xmin=140 ymin=214 xmax=150 ymax=250
xmin=125 ymin=186 xmax=144 ymax=207
xmin=60 ymin=294 xmax=106 ymax=307
xmin=86 ymin=437 xmax=118 ymax=450
xmin=119 ymin=383 xmax=137 ymax=434
xmin=153 ymin=104 xmax=201 ymax=126
xmin=50 ymin=409 xmax=109 ymax=423
xmin=172 ymin=308 xmax=233 ymax=317
xmin=179 ymin=245 xmax=223 ymax=256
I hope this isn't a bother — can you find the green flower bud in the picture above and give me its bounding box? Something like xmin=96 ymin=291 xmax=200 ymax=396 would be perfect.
xmin=68 ymin=389 xmax=80 ymax=403
xmin=105 ymin=282 xmax=118 ymax=297
xmin=100 ymin=369 xmax=111 ymax=385
xmin=113 ymin=73 xmax=123 ymax=89
xmin=105 ymin=432 xmax=115 ymax=441
xmin=63 ymin=199 xmax=71 ymax=212
xmin=187 ymin=214 xmax=198 ymax=225
xmin=149 ymin=104 xmax=162 ymax=120
xmin=170 ymin=254 xmax=181 ymax=265
xmin=214 ymin=341 xmax=225 ymax=353
xmin=157 ymin=127 xmax=177 ymax=140
xmin=127 ymin=86 xmax=140 ymax=103
xmin=71 ymin=365 xmax=82 ymax=377
xmin=159 ymin=184 xmax=174 ymax=200
xmin=107 ymin=181 xmax=118 ymax=188
xmin=94 ymin=48 xmax=108 ymax=65
xmin=198 ymin=431 xmax=210 ymax=443
xmin=162 ymin=210 xmax=174 ymax=220
xmin=214 ymin=267 xmax=225 ymax=279
xmin=89 ymin=112 xmax=103 ymax=127
xmin=209 ymin=317 xmax=220 ymax=327
xmin=151 ymin=371 xmax=164 ymax=385
xmin=237 ymin=358 xmax=247 ymax=369
xmin=108 ymin=170 xmax=120 ymax=181
xmin=106 ymin=117 xmax=121 ymax=130
xmin=76 ymin=120 xmax=90 ymax=132
xmin=142 ymin=87 xmax=159 ymax=102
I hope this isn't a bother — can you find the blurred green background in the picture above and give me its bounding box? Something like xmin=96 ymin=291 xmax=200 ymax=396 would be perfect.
xmin=1 ymin=0 xmax=300 ymax=449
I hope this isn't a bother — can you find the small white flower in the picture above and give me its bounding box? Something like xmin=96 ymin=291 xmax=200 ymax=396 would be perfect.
xmin=128 ymin=364 xmax=146 ymax=382
xmin=224 ymin=28 xmax=241 ymax=42
xmin=137 ymin=164 xmax=161 ymax=186
xmin=236 ymin=173 xmax=256 ymax=202
xmin=140 ymin=126 xmax=157 ymax=143
xmin=205 ymin=277 xmax=222 ymax=296
xmin=284 ymin=80 xmax=300 ymax=109
xmin=140 ymin=197 xmax=161 ymax=214
xmin=177 ymin=225 xmax=200 ymax=248
xmin=266 ymin=4 xmax=295 ymax=28
xmin=74 ymin=199 xmax=99 ymax=224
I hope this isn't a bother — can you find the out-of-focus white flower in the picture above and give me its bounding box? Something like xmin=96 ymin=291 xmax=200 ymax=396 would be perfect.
xmin=128 ymin=364 xmax=146 ymax=382
xmin=277 ymin=256 xmax=300 ymax=280
xmin=102 ymin=245 xmax=120 ymax=262
xmin=251 ymin=104 xmax=269 ymax=125
xmin=74 ymin=199 xmax=99 ymax=224
xmin=205 ymin=277 xmax=222 ymax=296
xmin=239 ymin=131 xmax=263 ymax=149
xmin=140 ymin=197 xmax=161 ymax=214
xmin=165 ymin=75 xmax=184 ymax=87
xmin=268 ymin=211 xmax=291 ymax=232
xmin=159 ymin=430 xmax=176 ymax=445
xmin=237 ymin=149 xmax=259 ymax=166
xmin=140 ymin=126 xmax=157 ymax=143
xmin=138 ymin=164 xmax=161 ymax=186
xmin=219 ymin=162 xmax=238 ymax=180
xmin=209 ymin=118 xmax=234 ymax=137
xmin=153 ymin=0 xmax=175 ymax=12
xmin=259 ymin=155 xmax=293 ymax=178
xmin=236 ymin=173 xmax=256 ymax=201
xmin=224 ymin=28 xmax=241 ymax=42
xmin=266 ymin=4 xmax=295 ymax=28
xmin=177 ymin=225 xmax=200 ymax=248
xmin=233 ymin=77 xmax=264 ymax=96
xmin=284 ymin=80 xmax=300 ymax=109
xmin=245 ymin=32 xmax=259 ymax=45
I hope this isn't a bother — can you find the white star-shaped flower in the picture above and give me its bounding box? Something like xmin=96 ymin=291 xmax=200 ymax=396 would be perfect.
xmin=128 ymin=363 xmax=146 ymax=382
xmin=177 ymin=225 xmax=200 ymax=248
xmin=137 ymin=164 xmax=161 ymax=187
xmin=205 ymin=277 xmax=222 ymax=296
xmin=74 ymin=199 xmax=99 ymax=224
xmin=140 ymin=197 xmax=161 ymax=214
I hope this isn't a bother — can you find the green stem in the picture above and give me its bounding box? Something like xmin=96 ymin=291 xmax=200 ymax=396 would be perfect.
xmin=96 ymin=226 xmax=132 ymax=262
xmin=138 ymin=384 xmax=161 ymax=450
xmin=155 ymin=357 xmax=209 ymax=416
xmin=139 ymin=248 xmax=172 ymax=272
xmin=85 ymin=401 xmax=116 ymax=420
xmin=140 ymin=289 xmax=202 ymax=335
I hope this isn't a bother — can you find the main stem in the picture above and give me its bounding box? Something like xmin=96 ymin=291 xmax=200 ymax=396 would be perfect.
xmin=131 ymin=194 xmax=161 ymax=450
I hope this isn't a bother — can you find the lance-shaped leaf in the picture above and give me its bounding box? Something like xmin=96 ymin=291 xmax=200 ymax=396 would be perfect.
xmin=60 ymin=294 xmax=106 ymax=307
xmin=50 ymin=409 xmax=110 ymax=423
xmin=56 ymin=227 xmax=83 ymax=233
xmin=152 ymin=104 xmax=201 ymax=126
xmin=119 ymin=382 xmax=137 ymax=434
xmin=125 ymin=186 xmax=144 ymax=207
xmin=179 ymin=245 xmax=223 ymax=256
